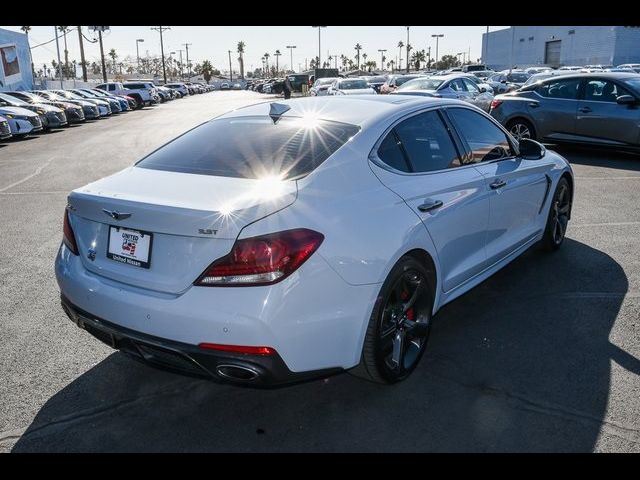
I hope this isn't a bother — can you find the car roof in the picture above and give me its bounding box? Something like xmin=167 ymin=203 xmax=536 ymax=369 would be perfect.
xmin=217 ymin=96 xmax=464 ymax=127
xmin=537 ymin=72 xmax=640 ymax=81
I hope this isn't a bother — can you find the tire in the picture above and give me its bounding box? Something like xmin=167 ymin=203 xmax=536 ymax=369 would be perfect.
xmin=507 ymin=118 xmax=536 ymax=141
xmin=540 ymin=177 xmax=572 ymax=251
xmin=351 ymin=256 xmax=434 ymax=384
xmin=131 ymin=95 xmax=144 ymax=110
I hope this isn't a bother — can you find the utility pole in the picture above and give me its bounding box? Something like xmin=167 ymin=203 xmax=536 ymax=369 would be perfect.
xmin=177 ymin=49 xmax=184 ymax=79
xmin=151 ymin=26 xmax=170 ymax=84
xmin=406 ymin=26 xmax=410 ymax=73
xmin=77 ymin=26 xmax=87 ymax=81
xmin=88 ymin=26 xmax=109 ymax=82
xmin=228 ymin=50 xmax=233 ymax=82
xmin=183 ymin=43 xmax=192 ymax=79
xmin=312 ymin=26 xmax=327 ymax=68
xmin=286 ymin=45 xmax=297 ymax=73
xmin=54 ymin=26 xmax=63 ymax=88
xmin=378 ymin=49 xmax=387 ymax=72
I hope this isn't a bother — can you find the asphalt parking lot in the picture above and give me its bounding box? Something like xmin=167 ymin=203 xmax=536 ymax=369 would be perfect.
xmin=1 ymin=90 xmax=639 ymax=452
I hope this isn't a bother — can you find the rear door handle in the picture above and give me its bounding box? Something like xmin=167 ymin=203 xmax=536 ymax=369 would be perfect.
xmin=490 ymin=179 xmax=507 ymax=190
xmin=417 ymin=199 xmax=443 ymax=212
xmin=578 ymin=106 xmax=592 ymax=113
xmin=528 ymin=102 xmax=540 ymax=108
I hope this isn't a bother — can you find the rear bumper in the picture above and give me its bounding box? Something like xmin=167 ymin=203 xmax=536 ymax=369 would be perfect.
xmin=60 ymin=295 xmax=341 ymax=387
xmin=55 ymin=241 xmax=378 ymax=377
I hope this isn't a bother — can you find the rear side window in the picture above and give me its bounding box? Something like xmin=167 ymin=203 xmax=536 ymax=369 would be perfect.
xmin=447 ymin=108 xmax=513 ymax=163
xmin=377 ymin=110 xmax=461 ymax=173
xmin=377 ymin=133 xmax=410 ymax=172
xmin=137 ymin=116 xmax=360 ymax=180
xmin=537 ymin=78 xmax=581 ymax=99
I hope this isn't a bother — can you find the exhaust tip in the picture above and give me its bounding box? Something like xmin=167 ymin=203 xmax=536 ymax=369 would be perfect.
xmin=216 ymin=364 xmax=259 ymax=382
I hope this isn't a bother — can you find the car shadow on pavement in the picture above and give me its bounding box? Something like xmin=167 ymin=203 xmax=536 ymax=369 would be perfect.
xmin=12 ymin=239 xmax=636 ymax=452
xmin=551 ymin=145 xmax=640 ymax=171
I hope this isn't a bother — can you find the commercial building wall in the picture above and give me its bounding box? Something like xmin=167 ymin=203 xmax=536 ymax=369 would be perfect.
xmin=482 ymin=26 xmax=640 ymax=70
xmin=0 ymin=28 xmax=34 ymax=91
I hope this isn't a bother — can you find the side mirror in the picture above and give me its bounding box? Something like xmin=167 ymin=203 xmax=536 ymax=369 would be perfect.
xmin=518 ymin=138 xmax=546 ymax=160
xmin=616 ymin=94 xmax=636 ymax=105
xmin=500 ymin=79 xmax=507 ymax=84
xmin=479 ymin=86 xmax=487 ymax=93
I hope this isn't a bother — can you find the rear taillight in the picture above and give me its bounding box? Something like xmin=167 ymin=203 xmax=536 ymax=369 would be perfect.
xmin=490 ymin=99 xmax=503 ymax=110
xmin=195 ymin=229 xmax=324 ymax=287
xmin=62 ymin=209 xmax=79 ymax=255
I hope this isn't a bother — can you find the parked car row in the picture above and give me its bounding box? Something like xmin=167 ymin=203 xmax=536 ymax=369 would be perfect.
xmin=0 ymin=81 xmax=213 ymax=142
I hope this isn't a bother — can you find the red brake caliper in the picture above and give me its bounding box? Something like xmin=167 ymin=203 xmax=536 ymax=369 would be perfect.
xmin=401 ymin=290 xmax=415 ymax=321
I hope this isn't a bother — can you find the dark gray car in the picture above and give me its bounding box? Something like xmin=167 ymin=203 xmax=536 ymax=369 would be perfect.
xmin=490 ymin=72 xmax=640 ymax=150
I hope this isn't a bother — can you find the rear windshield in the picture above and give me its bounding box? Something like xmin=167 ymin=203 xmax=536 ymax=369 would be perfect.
xmin=137 ymin=115 xmax=360 ymax=180
xmin=395 ymin=75 xmax=421 ymax=86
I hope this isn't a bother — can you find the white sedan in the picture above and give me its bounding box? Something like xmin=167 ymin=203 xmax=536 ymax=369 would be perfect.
xmin=328 ymin=78 xmax=377 ymax=95
xmin=56 ymin=96 xmax=574 ymax=386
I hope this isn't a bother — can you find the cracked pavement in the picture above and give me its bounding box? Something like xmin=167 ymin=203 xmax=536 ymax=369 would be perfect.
xmin=1 ymin=91 xmax=639 ymax=452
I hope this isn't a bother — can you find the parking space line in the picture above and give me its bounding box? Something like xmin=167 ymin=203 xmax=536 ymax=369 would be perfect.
xmin=575 ymin=176 xmax=640 ymax=180
xmin=0 ymin=191 xmax=66 ymax=196
xmin=0 ymin=156 xmax=54 ymax=193
xmin=572 ymin=221 xmax=640 ymax=228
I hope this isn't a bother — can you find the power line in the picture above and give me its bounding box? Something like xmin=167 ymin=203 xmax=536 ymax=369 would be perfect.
xmin=31 ymin=27 xmax=77 ymax=49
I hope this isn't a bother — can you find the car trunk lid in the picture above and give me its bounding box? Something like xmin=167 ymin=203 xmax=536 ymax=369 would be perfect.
xmin=68 ymin=167 xmax=297 ymax=294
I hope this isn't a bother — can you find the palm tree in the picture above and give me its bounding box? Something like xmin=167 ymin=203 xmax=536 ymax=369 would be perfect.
xmin=274 ymin=49 xmax=282 ymax=75
xmin=58 ymin=26 xmax=70 ymax=78
xmin=411 ymin=49 xmax=426 ymax=71
xmin=387 ymin=59 xmax=395 ymax=72
xmin=201 ymin=60 xmax=214 ymax=83
xmin=340 ymin=54 xmax=348 ymax=71
xmin=362 ymin=52 xmax=368 ymax=66
xmin=397 ymin=41 xmax=404 ymax=71
xmin=354 ymin=43 xmax=362 ymax=70
xmin=108 ymin=49 xmax=118 ymax=75
xmin=263 ymin=53 xmax=270 ymax=76
xmin=237 ymin=41 xmax=246 ymax=79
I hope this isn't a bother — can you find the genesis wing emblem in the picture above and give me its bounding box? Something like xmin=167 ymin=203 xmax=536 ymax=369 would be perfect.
xmin=102 ymin=209 xmax=132 ymax=221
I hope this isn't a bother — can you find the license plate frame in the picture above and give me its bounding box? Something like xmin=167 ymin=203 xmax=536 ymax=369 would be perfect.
xmin=106 ymin=226 xmax=153 ymax=269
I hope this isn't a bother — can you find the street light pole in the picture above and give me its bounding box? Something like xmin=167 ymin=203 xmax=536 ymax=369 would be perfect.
xmin=312 ymin=26 xmax=327 ymax=68
xmin=431 ymin=34 xmax=444 ymax=70
xmin=485 ymin=26 xmax=490 ymax=66
xmin=136 ymin=39 xmax=144 ymax=73
xmin=378 ymin=49 xmax=387 ymax=72
xmin=286 ymin=45 xmax=297 ymax=73
xmin=228 ymin=50 xmax=233 ymax=82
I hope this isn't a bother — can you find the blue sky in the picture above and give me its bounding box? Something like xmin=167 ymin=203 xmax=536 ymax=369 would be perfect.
xmin=2 ymin=26 xmax=509 ymax=73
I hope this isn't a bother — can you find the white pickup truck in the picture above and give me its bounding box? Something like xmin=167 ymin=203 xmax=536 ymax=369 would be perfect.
xmin=95 ymin=82 xmax=159 ymax=109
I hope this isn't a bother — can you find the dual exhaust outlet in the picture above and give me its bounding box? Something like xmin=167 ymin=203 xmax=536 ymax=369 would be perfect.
xmin=215 ymin=364 xmax=260 ymax=382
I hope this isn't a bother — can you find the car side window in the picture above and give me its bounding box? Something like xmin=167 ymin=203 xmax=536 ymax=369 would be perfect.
xmin=537 ymin=78 xmax=581 ymax=99
xmin=447 ymin=108 xmax=514 ymax=163
xmin=584 ymin=79 xmax=630 ymax=102
xmin=462 ymin=78 xmax=479 ymax=93
xmin=392 ymin=110 xmax=462 ymax=172
xmin=449 ymin=79 xmax=465 ymax=92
